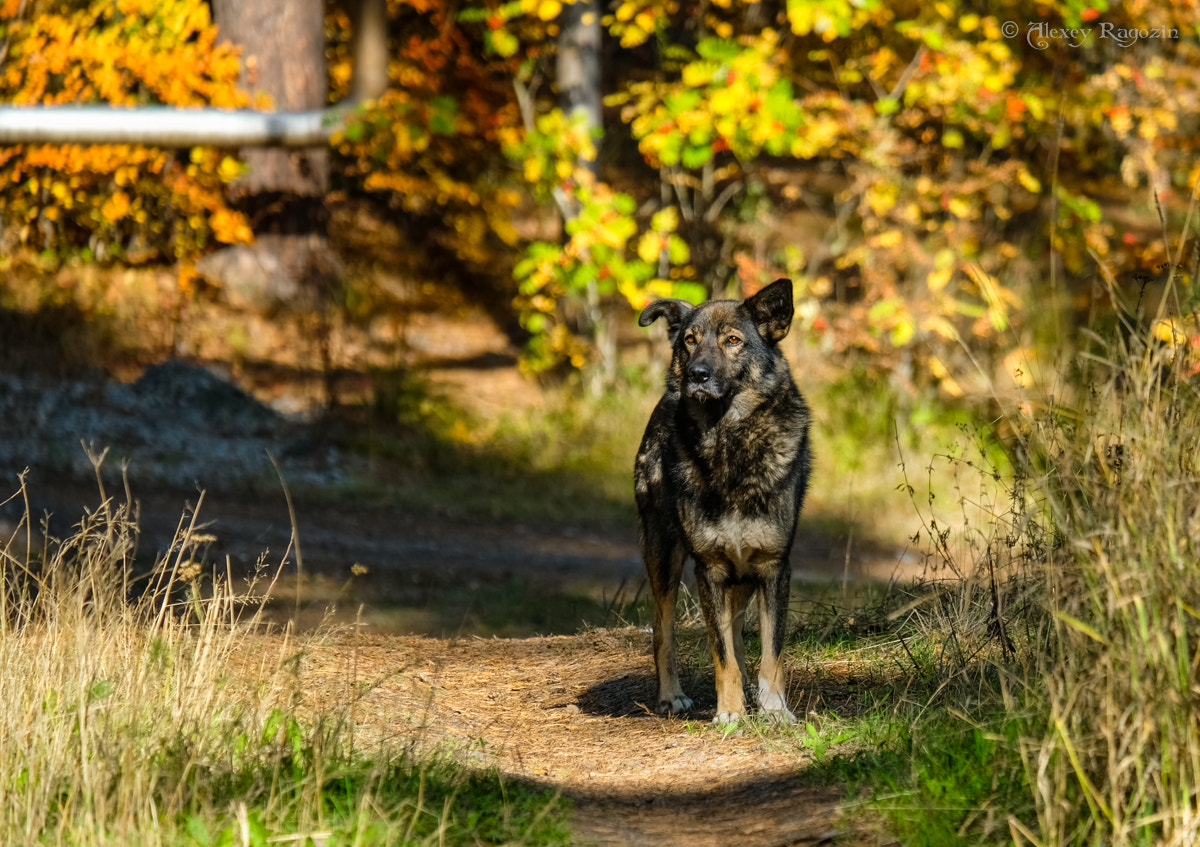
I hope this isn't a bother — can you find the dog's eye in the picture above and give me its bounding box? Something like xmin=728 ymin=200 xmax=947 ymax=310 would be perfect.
xmin=684 ymin=333 xmax=697 ymax=345
xmin=725 ymin=336 xmax=742 ymax=347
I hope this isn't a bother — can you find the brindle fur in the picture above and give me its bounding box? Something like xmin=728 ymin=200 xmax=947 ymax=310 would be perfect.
xmin=635 ymin=278 xmax=811 ymax=725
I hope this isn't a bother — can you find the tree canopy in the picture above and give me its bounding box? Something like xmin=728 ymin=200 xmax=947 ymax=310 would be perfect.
xmin=2 ymin=0 xmax=1198 ymax=387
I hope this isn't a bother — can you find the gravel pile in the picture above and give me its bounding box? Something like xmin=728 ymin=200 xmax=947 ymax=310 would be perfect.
xmin=0 ymin=360 xmax=346 ymax=490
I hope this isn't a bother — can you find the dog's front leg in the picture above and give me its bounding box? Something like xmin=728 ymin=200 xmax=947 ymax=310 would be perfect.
xmin=698 ymin=568 xmax=746 ymax=725
xmin=647 ymin=542 xmax=691 ymax=714
xmin=755 ymin=562 xmax=796 ymax=724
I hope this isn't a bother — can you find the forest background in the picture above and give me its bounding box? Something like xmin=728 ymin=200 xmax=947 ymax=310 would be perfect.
xmin=1 ymin=0 xmax=1196 ymax=398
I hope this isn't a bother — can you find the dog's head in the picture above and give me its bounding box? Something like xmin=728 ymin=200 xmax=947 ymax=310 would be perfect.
xmin=639 ymin=278 xmax=794 ymax=404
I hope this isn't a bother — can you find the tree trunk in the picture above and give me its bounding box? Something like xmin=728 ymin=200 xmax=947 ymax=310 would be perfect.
xmin=557 ymin=0 xmax=611 ymax=392
xmin=208 ymin=0 xmax=340 ymax=410
xmin=211 ymin=0 xmax=328 ymax=198
xmin=556 ymin=0 xmax=602 ymax=172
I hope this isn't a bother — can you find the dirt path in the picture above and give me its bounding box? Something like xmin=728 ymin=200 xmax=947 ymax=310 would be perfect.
xmin=277 ymin=629 xmax=893 ymax=846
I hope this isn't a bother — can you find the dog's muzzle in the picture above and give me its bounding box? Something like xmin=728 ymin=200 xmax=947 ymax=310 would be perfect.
xmin=685 ymin=361 xmax=722 ymax=400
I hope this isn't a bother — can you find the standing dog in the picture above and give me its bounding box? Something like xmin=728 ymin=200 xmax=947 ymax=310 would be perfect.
xmin=635 ymin=278 xmax=811 ymax=725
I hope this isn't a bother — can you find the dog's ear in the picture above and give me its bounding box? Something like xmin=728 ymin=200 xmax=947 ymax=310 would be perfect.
xmin=744 ymin=278 xmax=793 ymax=344
xmin=639 ymin=298 xmax=694 ymax=344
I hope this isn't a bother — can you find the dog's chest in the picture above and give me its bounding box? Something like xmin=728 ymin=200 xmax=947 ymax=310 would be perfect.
xmin=687 ymin=412 xmax=802 ymax=493
xmin=688 ymin=510 xmax=791 ymax=569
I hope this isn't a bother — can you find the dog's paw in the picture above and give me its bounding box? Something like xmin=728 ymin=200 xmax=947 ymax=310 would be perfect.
xmin=712 ymin=710 xmax=743 ymax=726
xmin=756 ymin=678 xmax=795 ymax=724
xmin=759 ymin=706 xmax=797 ymax=726
xmin=657 ymin=695 xmax=693 ymax=715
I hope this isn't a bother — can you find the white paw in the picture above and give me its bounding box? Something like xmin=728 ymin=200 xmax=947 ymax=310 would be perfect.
xmin=712 ymin=710 xmax=742 ymax=725
xmin=760 ymin=706 xmax=797 ymax=725
xmin=757 ymin=677 xmax=794 ymax=723
xmin=658 ymin=695 xmax=693 ymax=714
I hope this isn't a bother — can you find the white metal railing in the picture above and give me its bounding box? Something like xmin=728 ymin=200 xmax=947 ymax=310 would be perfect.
xmin=0 ymin=0 xmax=385 ymax=148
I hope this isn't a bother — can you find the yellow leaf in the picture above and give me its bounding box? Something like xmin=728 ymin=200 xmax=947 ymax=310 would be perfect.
xmin=710 ymin=86 xmax=740 ymax=115
xmin=637 ymin=232 xmax=662 ymax=263
xmin=874 ymin=229 xmax=902 ymax=248
xmin=650 ymin=205 xmax=678 ymax=233
xmin=948 ymin=196 xmax=973 ymax=219
xmin=100 ymin=190 xmax=130 ymax=222
xmin=537 ymin=0 xmax=562 ymax=20
xmin=891 ymin=319 xmax=914 ymax=346
xmin=1017 ymin=166 xmax=1041 ymax=194
xmin=1153 ymin=318 xmax=1186 ymax=346
xmin=682 ymin=61 xmax=715 ymax=88
xmin=217 ymin=156 xmax=242 ymax=182
xmin=927 ymin=266 xmax=953 ymax=293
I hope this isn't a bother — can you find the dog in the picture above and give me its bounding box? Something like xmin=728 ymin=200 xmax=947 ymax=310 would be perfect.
xmin=635 ymin=278 xmax=811 ymax=725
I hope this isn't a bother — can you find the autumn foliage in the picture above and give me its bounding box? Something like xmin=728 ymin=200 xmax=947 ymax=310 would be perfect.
xmin=0 ymin=0 xmax=253 ymax=263
xmin=469 ymin=0 xmax=1200 ymax=381
xmin=4 ymin=0 xmax=1200 ymax=386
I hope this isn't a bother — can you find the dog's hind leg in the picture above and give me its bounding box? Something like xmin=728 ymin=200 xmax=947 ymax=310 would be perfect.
xmin=645 ymin=534 xmax=691 ymax=714
xmin=755 ymin=562 xmax=796 ymax=724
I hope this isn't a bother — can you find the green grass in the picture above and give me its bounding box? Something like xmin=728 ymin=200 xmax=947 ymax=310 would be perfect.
xmin=0 ymin=470 xmax=570 ymax=845
xmin=332 ymin=367 xmax=655 ymax=531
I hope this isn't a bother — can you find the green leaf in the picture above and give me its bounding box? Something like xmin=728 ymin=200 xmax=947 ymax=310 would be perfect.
xmin=261 ymin=707 xmax=285 ymax=746
xmin=670 ymin=281 xmax=707 ymax=303
xmin=184 ymin=815 xmax=212 ymax=846
xmin=428 ymin=95 xmax=459 ymax=135
xmin=490 ymin=28 xmax=519 ymax=57
xmin=875 ymin=97 xmax=899 ymax=115
xmin=696 ymin=37 xmax=741 ymax=62
xmin=650 ymin=206 xmax=678 ymax=233
xmin=666 ymin=89 xmax=703 ymax=115
xmin=868 ymin=297 xmax=900 ymax=323
xmin=658 ymin=133 xmax=684 ymax=166
xmin=682 ymin=144 xmax=712 ymax=169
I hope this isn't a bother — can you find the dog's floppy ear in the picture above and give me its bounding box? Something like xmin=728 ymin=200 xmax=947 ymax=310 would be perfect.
xmin=744 ymin=278 xmax=794 ymax=344
xmin=639 ymin=298 xmax=694 ymax=344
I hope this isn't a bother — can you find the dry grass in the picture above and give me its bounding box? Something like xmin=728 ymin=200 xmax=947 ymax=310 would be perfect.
xmin=0 ymin=457 xmax=570 ymax=845
xmin=880 ymin=256 xmax=1200 ymax=844
xmin=1005 ymin=323 xmax=1200 ymax=846
xmin=0 ymin=465 xmax=295 ymax=842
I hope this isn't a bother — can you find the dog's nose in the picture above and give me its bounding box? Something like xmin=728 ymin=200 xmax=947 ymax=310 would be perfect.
xmin=688 ymin=362 xmax=711 ymax=384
